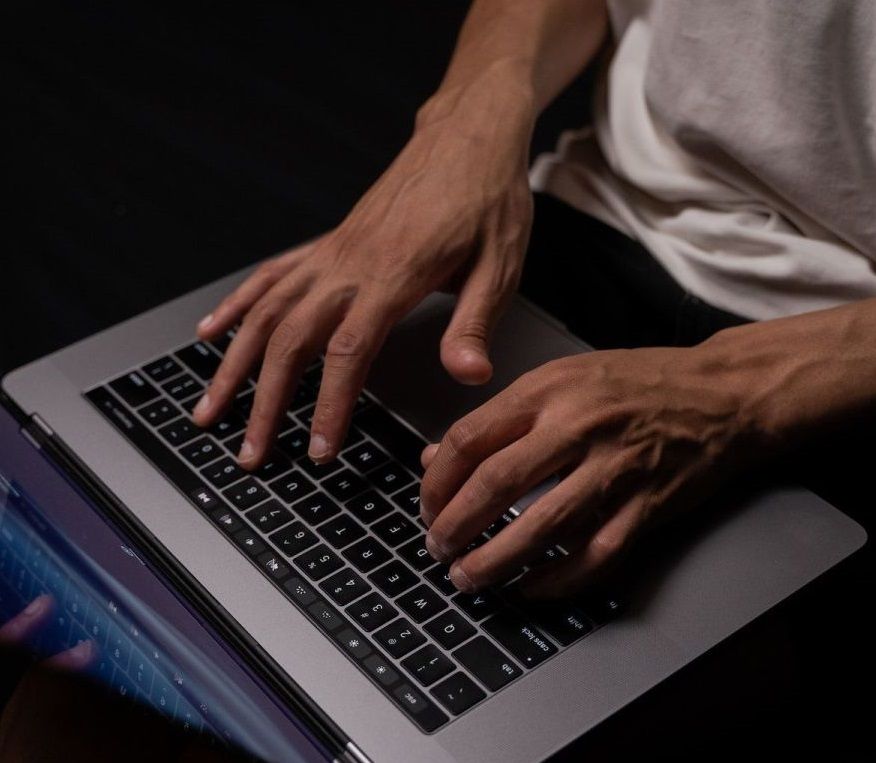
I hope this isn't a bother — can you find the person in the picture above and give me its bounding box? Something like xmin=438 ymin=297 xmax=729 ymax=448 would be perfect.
xmin=192 ymin=0 xmax=876 ymax=599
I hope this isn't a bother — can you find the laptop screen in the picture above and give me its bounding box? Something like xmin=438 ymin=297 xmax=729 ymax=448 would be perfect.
xmin=0 ymin=400 xmax=331 ymax=762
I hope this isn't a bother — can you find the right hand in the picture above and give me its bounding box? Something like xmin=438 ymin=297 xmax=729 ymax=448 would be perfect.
xmin=194 ymin=66 xmax=536 ymax=467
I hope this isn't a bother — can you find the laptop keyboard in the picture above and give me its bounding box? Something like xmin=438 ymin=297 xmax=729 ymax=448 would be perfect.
xmin=85 ymin=335 xmax=620 ymax=733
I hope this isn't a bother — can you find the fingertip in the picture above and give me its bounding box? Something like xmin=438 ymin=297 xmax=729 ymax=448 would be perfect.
xmin=443 ymin=346 xmax=493 ymax=385
xmin=420 ymin=443 xmax=439 ymax=469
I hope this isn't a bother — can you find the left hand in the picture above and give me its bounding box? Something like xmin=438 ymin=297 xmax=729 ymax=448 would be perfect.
xmin=419 ymin=345 xmax=765 ymax=599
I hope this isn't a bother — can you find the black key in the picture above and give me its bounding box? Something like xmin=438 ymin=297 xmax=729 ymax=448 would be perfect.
xmin=295 ymin=404 xmax=316 ymax=427
xmin=298 ymin=457 xmax=344 ymax=480
xmin=397 ymin=584 xmax=447 ymax=624
xmin=224 ymin=477 xmax=271 ymax=511
xmin=374 ymin=617 xmax=426 ymax=659
xmin=334 ymin=627 xmax=371 ymax=660
xmin=162 ymin=373 xmax=203 ymax=402
xmin=424 ymin=610 xmax=476 ymax=650
xmin=201 ymin=456 xmax=245 ymax=489
xmin=277 ymin=428 xmax=309 ymax=460
xmin=269 ymin=470 xmax=316 ymax=505
xmin=209 ymin=506 xmax=242 ymax=534
xmin=342 ymin=537 xmax=391 ymax=573
xmin=245 ymin=500 xmax=294 ymax=533
xmin=143 ymin=356 xmax=183 ymax=383
xmin=320 ymin=569 xmax=369 ymax=606
xmin=484 ymin=513 xmax=513 ymax=538
xmin=346 ymin=592 xmax=397 ymax=632
xmin=110 ymin=371 xmax=160 ymax=408
xmin=307 ymin=600 xmax=345 ymax=632
xmin=303 ymin=362 xmax=322 ymax=388
xmin=430 ymin=672 xmax=486 ymax=715
xmin=483 ymin=612 xmax=557 ymax=668
xmin=369 ymin=461 xmax=413 ymax=495
xmin=180 ymin=435 xmax=223 ymax=467
xmin=233 ymin=527 xmax=266 ymax=558
xmin=578 ymin=594 xmax=623 ymax=625
xmin=284 ymin=576 xmax=317 ymax=606
xmin=392 ymin=684 xmax=448 ymax=733
xmin=295 ymin=544 xmax=343 ymax=581
xmin=354 ymin=405 xmax=426 ymax=476
xmin=176 ymin=342 xmax=221 ymax=381
xmin=453 ymin=636 xmax=521 ymax=691
xmin=289 ymin=381 xmax=318 ymax=410
xmin=138 ymin=398 xmax=180 ymax=427
xmin=452 ymin=591 xmax=500 ymax=621
xmin=397 ymin=536 xmax=435 ymax=572
xmin=401 ymin=644 xmax=454 ymax=687
xmin=291 ymin=492 xmax=341 ymax=525
xmin=270 ymin=521 xmax=318 ymax=557
xmin=234 ymin=389 xmax=255 ymax=417
xmin=257 ymin=551 xmax=291 ymax=582
xmin=179 ymin=394 xmax=200 ymax=414
xmin=209 ymin=410 xmax=246 ymax=440
xmin=224 ymin=432 xmax=245 ymax=457
xmin=372 ymin=512 xmax=418 ymax=548
xmin=322 ymin=469 xmax=368 ymax=502
xmin=369 ymin=560 xmax=418 ymax=598
xmin=424 ymin=565 xmax=456 ymax=596
xmin=188 ymin=485 xmax=221 ymax=513
xmin=254 ymin=451 xmax=293 ymax=482
xmin=317 ymin=514 xmax=366 ymax=549
xmin=390 ymin=483 xmax=422 ymax=517
xmin=158 ymin=417 xmax=200 ymax=446
xmin=346 ymin=490 xmax=393 ymax=524
xmin=342 ymin=440 xmax=388 ymax=473
xmin=363 ymin=654 xmax=400 ymax=686
xmin=531 ymin=604 xmax=593 ymax=646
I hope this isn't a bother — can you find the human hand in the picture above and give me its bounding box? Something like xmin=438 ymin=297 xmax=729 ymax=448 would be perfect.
xmin=193 ymin=68 xmax=535 ymax=467
xmin=419 ymin=344 xmax=766 ymax=598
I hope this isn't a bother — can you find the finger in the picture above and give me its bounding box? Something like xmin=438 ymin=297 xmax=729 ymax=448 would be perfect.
xmin=419 ymin=389 xmax=534 ymax=523
xmin=425 ymin=429 xmax=575 ymax=563
xmin=308 ymin=299 xmax=397 ymax=462
xmin=440 ymin=254 xmax=519 ymax=385
xmin=43 ymin=638 xmax=96 ymax=672
xmin=446 ymin=458 xmax=615 ymax=592
xmin=420 ymin=443 xmax=439 ymax=470
xmin=197 ymin=237 xmax=323 ymax=340
xmin=0 ymin=594 xmax=54 ymax=645
xmin=240 ymin=294 xmax=346 ymax=467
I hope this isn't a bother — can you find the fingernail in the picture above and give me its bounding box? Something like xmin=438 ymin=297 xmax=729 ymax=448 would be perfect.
xmin=419 ymin=505 xmax=435 ymax=527
xmin=238 ymin=440 xmax=255 ymax=463
xmin=449 ymin=563 xmax=474 ymax=593
xmin=24 ymin=596 xmax=46 ymax=616
xmin=198 ymin=313 xmax=214 ymax=331
xmin=193 ymin=394 xmax=210 ymax=419
xmin=308 ymin=434 xmax=329 ymax=461
xmin=425 ymin=532 xmax=450 ymax=563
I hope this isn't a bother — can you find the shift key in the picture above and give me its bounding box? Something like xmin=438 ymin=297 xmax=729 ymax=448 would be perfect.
xmin=483 ymin=612 xmax=557 ymax=668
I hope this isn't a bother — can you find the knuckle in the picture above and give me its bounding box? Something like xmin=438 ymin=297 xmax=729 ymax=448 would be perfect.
xmin=244 ymin=300 xmax=278 ymax=331
xmin=445 ymin=419 xmax=478 ymax=457
xmin=589 ymin=529 xmax=624 ymax=565
xmin=265 ymin=321 xmax=306 ymax=367
xmin=326 ymin=328 xmax=368 ymax=361
xmin=470 ymin=463 xmax=500 ymax=499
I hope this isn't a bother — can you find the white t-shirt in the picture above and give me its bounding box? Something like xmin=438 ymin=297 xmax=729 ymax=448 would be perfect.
xmin=530 ymin=0 xmax=876 ymax=320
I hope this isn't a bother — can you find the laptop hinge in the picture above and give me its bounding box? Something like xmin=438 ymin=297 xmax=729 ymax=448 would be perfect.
xmin=341 ymin=741 xmax=373 ymax=763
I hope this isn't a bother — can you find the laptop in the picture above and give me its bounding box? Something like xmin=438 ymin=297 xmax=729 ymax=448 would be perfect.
xmin=2 ymin=262 xmax=867 ymax=762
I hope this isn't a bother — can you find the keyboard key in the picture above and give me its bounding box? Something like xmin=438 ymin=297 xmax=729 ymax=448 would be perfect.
xmin=209 ymin=410 xmax=247 ymax=440
xmin=257 ymin=551 xmax=291 ymax=582
xmin=372 ymin=512 xmax=418 ymax=548
xmin=397 ymin=584 xmax=447 ymax=624
xmin=320 ymin=569 xmax=369 ymax=606
xmin=430 ymin=672 xmax=486 ymax=715
xmin=424 ymin=565 xmax=456 ymax=596
xmin=246 ymin=500 xmax=293 ymax=533
xmin=283 ymin=576 xmax=317 ymax=607
xmin=374 ymin=617 xmax=426 ymax=659
xmin=224 ymin=477 xmax=271 ymax=511
xmin=175 ymin=342 xmax=221 ymax=381
xmin=484 ymin=513 xmax=513 ymax=538
xmin=453 ymin=636 xmax=521 ymax=691
xmin=138 ymin=398 xmax=180 ymax=427
xmin=291 ymin=492 xmax=341 ymax=525
xmin=334 ymin=627 xmax=372 ymax=660
xmin=200 ymin=456 xmax=245 ymax=489
xmin=397 ymin=536 xmax=435 ymax=572
xmin=234 ymin=389 xmax=255 ymax=417
xmin=180 ymin=435 xmax=222 ymax=467
xmin=354 ymin=405 xmax=427 ymax=476
xmin=307 ymin=600 xmax=345 ymax=632
xmin=390 ymin=483 xmax=422 ymax=516
xmin=298 ymin=457 xmax=344 ymax=480
xmin=346 ymin=592 xmax=397 ymax=632
xmin=208 ymin=330 xmax=235 ymax=354
xmin=342 ymin=537 xmax=391 ymax=573
xmin=483 ymin=612 xmax=557 ymax=668
xmin=254 ymin=451 xmax=293 ymax=482
xmin=162 ymin=373 xmax=203 ymax=402
xmin=277 ymin=428 xmax=309 ymax=460
xmin=369 ymin=461 xmax=413 ymax=495
xmin=392 ymin=684 xmax=448 ymax=733
xmin=369 ymin=560 xmax=418 ymax=598
xmin=424 ymin=610 xmax=476 ymax=650
xmin=209 ymin=506 xmax=242 ymax=534
xmin=322 ymin=469 xmax=368 ymax=502
xmin=179 ymin=395 xmax=200 ymax=414
xmin=289 ymin=381 xmax=318 ymax=410
xmin=401 ymin=644 xmax=454 ymax=687
xmin=110 ymin=371 xmax=160 ymax=407
xmin=269 ymin=470 xmax=316 ymax=505
xmin=232 ymin=527 xmax=266 ymax=558
xmin=363 ymin=654 xmax=400 ymax=686
xmin=342 ymin=440 xmax=389 ymax=473
xmin=346 ymin=490 xmax=393 ymax=524
xmin=295 ymin=544 xmax=343 ymax=581
xmin=452 ymin=591 xmax=500 ymax=621
xmin=158 ymin=417 xmax=200 ymax=446
xmin=143 ymin=356 xmax=183 ymax=383
xmin=270 ymin=521 xmax=318 ymax=557
xmin=188 ymin=485 xmax=221 ymax=512
xmin=318 ymin=514 xmax=366 ymax=549
xmin=578 ymin=594 xmax=623 ymax=625
xmin=520 ymin=601 xmax=593 ymax=646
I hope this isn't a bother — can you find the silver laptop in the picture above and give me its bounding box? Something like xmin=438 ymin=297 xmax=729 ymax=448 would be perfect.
xmin=2 ymin=263 xmax=866 ymax=763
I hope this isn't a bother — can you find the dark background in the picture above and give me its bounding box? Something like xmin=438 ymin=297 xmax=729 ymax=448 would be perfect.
xmin=2 ymin=2 xmax=872 ymax=759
